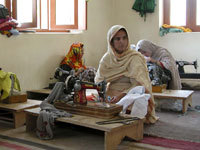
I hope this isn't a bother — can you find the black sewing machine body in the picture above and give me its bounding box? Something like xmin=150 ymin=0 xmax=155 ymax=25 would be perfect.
xmin=176 ymin=60 xmax=200 ymax=79
xmin=54 ymin=67 xmax=107 ymax=105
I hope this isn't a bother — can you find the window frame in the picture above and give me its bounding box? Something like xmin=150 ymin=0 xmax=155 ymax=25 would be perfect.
xmin=12 ymin=0 xmax=37 ymax=28
xmin=163 ymin=0 xmax=200 ymax=32
xmin=3 ymin=0 xmax=87 ymax=32
xmin=50 ymin=0 xmax=78 ymax=30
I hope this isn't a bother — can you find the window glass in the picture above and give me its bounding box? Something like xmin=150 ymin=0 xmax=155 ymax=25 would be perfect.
xmin=56 ymin=0 xmax=74 ymax=25
xmin=41 ymin=0 xmax=48 ymax=29
xmin=197 ymin=0 xmax=200 ymax=25
xmin=0 ymin=0 xmax=5 ymax=5
xmin=2 ymin=0 xmax=86 ymax=31
xmin=170 ymin=0 xmax=186 ymax=26
xmin=17 ymin=0 xmax=32 ymax=23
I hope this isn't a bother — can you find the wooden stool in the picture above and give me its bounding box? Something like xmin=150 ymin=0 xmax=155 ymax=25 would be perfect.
xmin=0 ymin=99 xmax=41 ymax=128
xmin=153 ymin=90 xmax=194 ymax=113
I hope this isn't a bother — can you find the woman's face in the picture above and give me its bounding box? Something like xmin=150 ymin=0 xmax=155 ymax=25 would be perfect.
xmin=138 ymin=49 xmax=152 ymax=57
xmin=112 ymin=29 xmax=128 ymax=55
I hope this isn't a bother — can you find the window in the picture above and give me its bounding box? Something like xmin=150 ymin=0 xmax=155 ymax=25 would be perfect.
xmin=0 ymin=0 xmax=5 ymax=5
xmin=163 ymin=0 xmax=200 ymax=32
xmin=0 ymin=0 xmax=87 ymax=32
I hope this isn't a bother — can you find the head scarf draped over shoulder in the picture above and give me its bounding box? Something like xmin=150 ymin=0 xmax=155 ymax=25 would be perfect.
xmin=136 ymin=40 xmax=181 ymax=90
xmin=95 ymin=25 xmax=151 ymax=91
xmin=61 ymin=42 xmax=86 ymax=71
xmin=95 ymin=25 xmax=158 ymax=124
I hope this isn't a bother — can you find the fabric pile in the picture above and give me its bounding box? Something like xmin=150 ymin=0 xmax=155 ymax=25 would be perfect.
xmin=0 ymin=69 xmax=21 ymax=101
xmin=116 ymin=86 xmax=150 ymax=119
xmin=0 ymin=4 xmax=19 ymax=37
xmin=160 ymin=24 xmax=192 ymax=37
xmin=147 ymin=62 xmax=171 ymax=86
xmin=36 ymin=82 xmax=72 ymax=140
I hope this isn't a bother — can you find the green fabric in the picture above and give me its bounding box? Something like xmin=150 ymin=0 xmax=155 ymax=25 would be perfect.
xmin=132 ymin=0 xmax=156 ymax=21
xmin=0 ymin=70 xmax=21 ymax=100
xmin=159 ymin=27 xmax=183 ymax=37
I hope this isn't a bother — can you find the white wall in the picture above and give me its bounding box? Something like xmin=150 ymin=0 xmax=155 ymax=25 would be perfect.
xmin=0 ymin=0 xmax=114 ymax=91
xmin=114 ymin=0 xmax=200 ymax=73
xmin=1 ymin=0 xmax=200 ymax=92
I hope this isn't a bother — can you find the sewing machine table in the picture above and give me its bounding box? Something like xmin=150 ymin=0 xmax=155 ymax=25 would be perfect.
xmin=25 ymin=107 xmax=143 ymax=150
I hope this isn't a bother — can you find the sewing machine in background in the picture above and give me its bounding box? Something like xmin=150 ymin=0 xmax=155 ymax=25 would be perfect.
xmin=176 ymin=60 xmax=200 ymax=79
xmin=176 ymin=60 xmax=198 ymax=74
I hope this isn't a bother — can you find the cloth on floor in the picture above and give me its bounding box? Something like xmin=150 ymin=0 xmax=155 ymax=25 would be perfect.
xmin=155 ymin=98 xmax=182 ymax=112
xmin=116 ymin=86 xmax=150 ymax=119
xmin=36 ymin=82 xmax=72 ymax=140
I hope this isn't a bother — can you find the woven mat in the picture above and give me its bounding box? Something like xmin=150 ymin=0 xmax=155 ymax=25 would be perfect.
xmin=0 ymin=134 xmax=62 ymax=150
xmin=144 ymin=116 xmax=200 ymax=143
xmin=140 ymin=135 xmax=200 ymax=150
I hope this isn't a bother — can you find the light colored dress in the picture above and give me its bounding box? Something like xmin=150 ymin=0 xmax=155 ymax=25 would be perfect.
xmin=136 ymin=40 xmax=182 ymax=111
xmin=136 ymin=39 xmax=181 ymax=90
xmin=95 ymin=25 xmax=158 ymax=123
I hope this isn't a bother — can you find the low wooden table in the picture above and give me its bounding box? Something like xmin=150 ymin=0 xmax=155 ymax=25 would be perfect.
xmin=25 ymin=107 xmax=143 ymax=150
xmin=0 ymin=99 xmax=41 ymax=128
xmin=27 ymin=89 xmax=98 ymax=100
xmin=181 ymin=78 xmax=200 ymax=90
xmin=153 ymin=90 xmax=194 ymax=113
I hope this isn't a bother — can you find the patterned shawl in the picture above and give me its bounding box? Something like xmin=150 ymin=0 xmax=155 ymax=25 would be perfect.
xmin=60 ymin=42 xmax=86 ymax=71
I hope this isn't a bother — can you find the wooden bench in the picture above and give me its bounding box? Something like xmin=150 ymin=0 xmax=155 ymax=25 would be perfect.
xmin=181 ymin=78 xmax=200 ymax=90
xmin=25 ymin=107 xmax=143 ymax=150
xmin=27 ymin=89 xmax=51 ymax=100
xmin=26 ymin=89 xmax=97 ymax=100
xmin=153 ymin=90 xmax=194 ymax=113
xmin=0 ymin=99 xmax=41 ymax=128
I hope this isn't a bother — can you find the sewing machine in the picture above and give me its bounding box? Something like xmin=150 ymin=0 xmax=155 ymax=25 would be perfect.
xmin=55 ymin=67 xmax=107 ymax=105
xmin=176 ymin=60 xmax=198 ymax=74
xmin=72 ymin=79 xmax=106 ymax=105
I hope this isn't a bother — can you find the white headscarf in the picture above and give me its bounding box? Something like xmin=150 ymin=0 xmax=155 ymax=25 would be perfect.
xmin=95 ymin=25 xmax=151 ymax=91
xmin=136 ymin=39 xmax=182 ymax=90
xmin=95 ymin=26 xmax=158 ymax=123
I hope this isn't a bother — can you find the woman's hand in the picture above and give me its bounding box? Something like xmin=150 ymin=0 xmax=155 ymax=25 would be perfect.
xmin=110 ymin=93 xmax=126 ymax=103
xmin=149 ymin=58 xmax=161 ymax=66
xmin=144 ymin=56 xmax=151 ymax=62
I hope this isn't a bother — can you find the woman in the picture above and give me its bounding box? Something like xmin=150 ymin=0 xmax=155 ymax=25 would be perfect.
xmin=136 ymin=39 xmax=182 ymax=111
xmin=56 ymin=42 xmax=96 ymax=83
xmin=60 ymin=42 xmax=86 ymax=71
xmin=95 ymin=25 xmax=158 ymax=123
xmin=136 ymin=39 xmax=181 ymax=90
